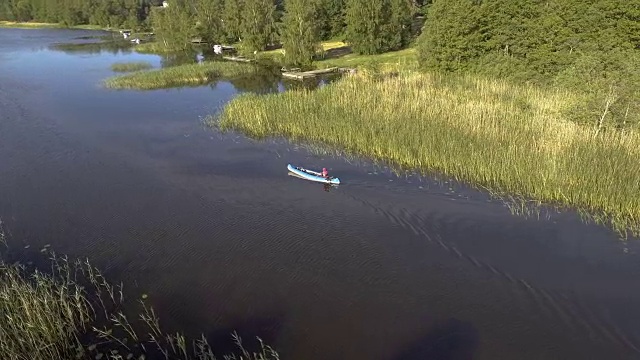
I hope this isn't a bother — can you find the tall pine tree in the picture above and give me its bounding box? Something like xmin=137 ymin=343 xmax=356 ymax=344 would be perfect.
xmin=13 ymin=0 xmax=33 ymax=21
xmin=150 ymin=1 xmax=194 ymax=50
xmin=314 ymin=0 xmax=345 ymax=40
xmin=194 ymin=0 xmax=224 ymax=43
xmin=416 ymin=0 xmax=484 ymax=71
xmin=324 ymin=0 xmax=345 ymax=38
xmin=240 ymin=0 xmax=276 ymax=52
xmin=345 ymin=0 xmax=384 ymax=54
xmin=384 ymin=0 xmax=412 ymax=51
xmin=221 ymin=0 xmax=243 ymax=43
xmin=281 ymin=0 xmax=320 ymax=67
xmin=0 ymin=1 xmax=15 ymax=20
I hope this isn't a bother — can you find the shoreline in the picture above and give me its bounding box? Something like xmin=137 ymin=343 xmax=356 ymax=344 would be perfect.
xmin=214 ymin=71 xmax=640 ymax=237
xmin=0 ymin=21 xmax=113 ymax=31
xmin=103 ymin=61 xmax=263 ymax=90
xmin=40 ymin=26 xmax=634 ymax=236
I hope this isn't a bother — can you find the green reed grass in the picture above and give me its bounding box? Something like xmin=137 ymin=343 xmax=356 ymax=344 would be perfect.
xmin=0 ymin=255 xmax=94 ymax=360
xmin=0 ymin=241 xmax=278 ymax=360
xmin=214 ymin=71 xmax=640 ymax=236
xmin=104 ymin=61 xmax=260 ymax=90
xmin=134 ymin=41 xmax=178 ymax=54
xmin=110 ymin=61 xmax=153 ymax=72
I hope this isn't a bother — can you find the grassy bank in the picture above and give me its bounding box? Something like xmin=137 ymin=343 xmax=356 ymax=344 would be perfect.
xmin=0 ymin=238 xmax=278 ymax=359
xmin=111 ymin=61 xmax=153 ymax=72
xmin=215 ymin=71 xmax=640 ymax=236
xmin=257 ymin=39 xmax=418 ymax=72
xmin=104 ymin=61 xmax=260 ymax=90
xmin=317 ymin=47 xmax=418 ymax=72
xmin=0 ymin=21 xmax=105 ymax=30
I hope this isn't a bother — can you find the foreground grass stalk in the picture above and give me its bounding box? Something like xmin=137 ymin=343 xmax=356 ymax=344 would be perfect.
xmin=214 ymin=71 xmax=640 ymax=236
xmin=0 ymin=241 xmax=278 ymax=360
xmin=104 ymin=61 xmax=260 ymax=90
xmin=0 ymin=261 xmax=90 ymax=360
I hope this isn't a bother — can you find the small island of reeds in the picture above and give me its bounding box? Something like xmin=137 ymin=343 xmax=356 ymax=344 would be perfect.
xmin=110 ymin=61 xmax=153 ymax=72
xmin=104 ymin=61 xmax=261 ymax=90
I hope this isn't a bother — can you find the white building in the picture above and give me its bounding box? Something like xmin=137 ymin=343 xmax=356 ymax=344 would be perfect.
xmin=162 ymin=1 xmax=169 ymax=7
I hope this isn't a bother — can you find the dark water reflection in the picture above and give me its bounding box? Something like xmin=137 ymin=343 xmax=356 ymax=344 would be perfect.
xmin=1 ymin=28 xmax=640 ymax=360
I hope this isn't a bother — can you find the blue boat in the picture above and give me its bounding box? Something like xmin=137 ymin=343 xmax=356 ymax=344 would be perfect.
xmin=287 ymin=164 xmax=341 ymax=185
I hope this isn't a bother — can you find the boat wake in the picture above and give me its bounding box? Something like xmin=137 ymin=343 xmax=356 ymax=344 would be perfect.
xmin=341 ymin=189 xmax=640 ymax=356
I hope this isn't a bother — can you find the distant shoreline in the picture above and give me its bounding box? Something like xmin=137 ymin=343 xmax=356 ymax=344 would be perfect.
xmin=0 ymin=21 xmax=110 ymax=31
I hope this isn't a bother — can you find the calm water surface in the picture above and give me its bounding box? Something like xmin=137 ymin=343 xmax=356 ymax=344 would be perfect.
xmin=1 ymin=28 xmax=640 ymax=360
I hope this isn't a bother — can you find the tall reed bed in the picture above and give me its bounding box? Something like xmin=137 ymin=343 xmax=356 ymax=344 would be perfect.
xmin=0 ymin=259 xmax=90 ymax=360
xmin=0 ymin=248 xmax=278 ymax=360
xmin=215 ymin=71 xmax=640 ymax=236
xmin=104 ymin=61 xmax=260 ymax=90
xmin=111 ymin=61 xmax=153 ymax=72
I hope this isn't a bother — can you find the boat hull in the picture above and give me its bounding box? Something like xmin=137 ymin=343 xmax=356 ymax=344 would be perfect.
xmin=287 ymin=164 xmax=340 ymax=185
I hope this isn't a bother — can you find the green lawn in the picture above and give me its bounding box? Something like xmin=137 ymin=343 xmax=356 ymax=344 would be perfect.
xmin=316 ymin=47 xmax=418 ymax=71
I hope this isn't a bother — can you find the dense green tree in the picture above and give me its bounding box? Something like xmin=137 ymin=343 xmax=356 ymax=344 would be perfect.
xmin=150 ymin=1 xmax=194 ymax=49
xmin=13 ymin=0 xmax=33 ymax=21
xmin=0 ymin=0 xmax=149 ymax=27
xmin=314 ymin=0 xmax=344 ymax=39
xmin=36 ymin=0 xmax=61 ymax=23
xmin=384 ymin=0 xmax=412 ymax=50
xmin=344 ymin=0 xmax=384 ymax=54
xmin=325 ymin=0 xmax=344 ymax=38
xmin=30 ymin=0 xmax=46 ymax=20
xmin=221 ymin=0 xmax=243 ymax=42
xmin=416 ymin=0 xmax=483 ymax=70
xmin=240 ymin=0 xmax=276 ymax=52
xmin=0 ymin=1 xmax=15 ymax=20
xmin=419 ymin=0 xmax=640 ymax=75
xmin=194 ymin=0 xmax=224 ymax=43
xmin=417 ymin=0 xmax=640 ymax=127
xmin=345 ymin=0 xmax=413 ymax=54
xmin=280 ymin=0 xmax=319 ymax=67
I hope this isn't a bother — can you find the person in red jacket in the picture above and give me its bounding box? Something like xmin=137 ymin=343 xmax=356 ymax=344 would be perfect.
xmin=322 ymin=168 xmax=329 ymax=178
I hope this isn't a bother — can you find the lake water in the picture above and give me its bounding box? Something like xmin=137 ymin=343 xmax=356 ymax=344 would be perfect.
xmin=1 ymin=28 xmax=639 ymax=360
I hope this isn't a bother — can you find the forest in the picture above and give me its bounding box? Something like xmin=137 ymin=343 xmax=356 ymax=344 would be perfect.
xmin=0 ymin=0 xmax=425 ymax=64
xmin=418 ymin=0 xmax=639 ymax=128
xmin=0 ymin=0 xmax=157 ymax=29
xmin=1 ymin=0 xmax=638 ymax=127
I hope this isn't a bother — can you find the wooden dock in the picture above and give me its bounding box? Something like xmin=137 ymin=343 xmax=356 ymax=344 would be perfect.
xmin=281 ymin=67 xmax=355 ymax=80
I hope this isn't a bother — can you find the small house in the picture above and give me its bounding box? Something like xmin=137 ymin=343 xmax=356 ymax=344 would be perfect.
xmin=162 ymin=1 xmax=169 ymax=7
